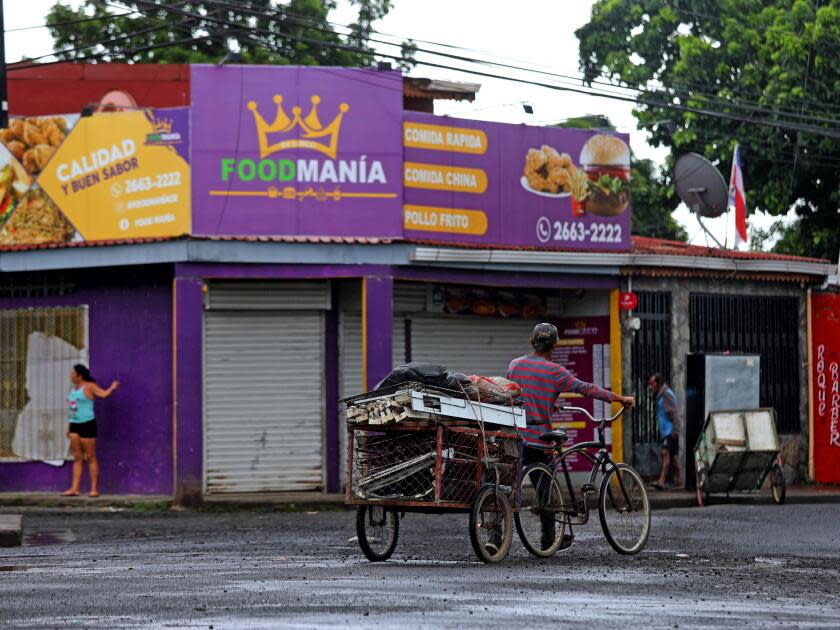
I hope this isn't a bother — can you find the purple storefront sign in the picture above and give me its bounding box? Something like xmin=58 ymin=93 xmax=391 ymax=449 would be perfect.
xmin=190 ymin=65 xmax=404 ymax=238
xmin=403 ymin=112 xmax=632 ymax=251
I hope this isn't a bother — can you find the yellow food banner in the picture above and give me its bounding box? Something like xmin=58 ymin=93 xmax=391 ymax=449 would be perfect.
xmin=27 ymin=109 xmax=191 ymax=242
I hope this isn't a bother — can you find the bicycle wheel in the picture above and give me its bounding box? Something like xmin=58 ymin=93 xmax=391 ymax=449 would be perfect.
xmin=356 ymin=505 xmax=399 ymax=562
xmin=770 ymin=461 xmax=786 ymax=505
xmin=598 ymin=463 xmax=650 ymax=555
xmin=514 ymin=463 xmax=565 ymax=557
xmin=469 ymin=486 xmax=513 ymax=563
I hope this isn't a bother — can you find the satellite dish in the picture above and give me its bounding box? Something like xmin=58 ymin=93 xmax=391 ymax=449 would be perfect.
xmin=673 ymin=153 xmax=730 ymax=248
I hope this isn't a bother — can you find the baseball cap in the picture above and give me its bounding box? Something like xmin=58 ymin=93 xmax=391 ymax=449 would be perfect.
xmin=531 ymin=322 xmax=558 ymax=345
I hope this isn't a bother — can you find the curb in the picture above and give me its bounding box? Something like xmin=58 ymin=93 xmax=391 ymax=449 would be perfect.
xmin=2 ymin=489 xmax=838 ymax=513
xmin=649 ymin=489 xmax=840 ymax=510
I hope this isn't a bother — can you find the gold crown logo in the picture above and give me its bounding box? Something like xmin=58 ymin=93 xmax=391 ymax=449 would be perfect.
xmin=247 ymin=94 xmax=349 ymax=160
xmin=575 ymin=319 xmax=587 ymax=330
xmin=152 ymin=117 xmax=174 ymax=134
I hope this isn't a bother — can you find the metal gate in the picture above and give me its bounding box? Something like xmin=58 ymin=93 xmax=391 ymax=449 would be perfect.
xmin=0 ymin=306 xmax=88 ymax=461
xmin=689 ymin=294 xmax=800 ymax=433
xmin=630 ymin=292 xmax=672 ymax=444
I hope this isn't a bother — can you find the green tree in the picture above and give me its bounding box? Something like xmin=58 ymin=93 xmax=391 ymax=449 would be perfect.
xmin=556 ymin=115 xmax=687 ymax=241
xmin=576 ymin=0 xmax=840 ymax=260
xmin=45 ymin=0 xmax=398 ymax=66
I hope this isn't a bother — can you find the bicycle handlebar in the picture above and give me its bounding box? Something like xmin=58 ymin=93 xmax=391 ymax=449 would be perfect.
xmin=557 ymin=404 xmax=627 ymax=424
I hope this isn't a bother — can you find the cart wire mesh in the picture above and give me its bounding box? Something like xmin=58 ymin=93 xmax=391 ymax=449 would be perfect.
xmin=349 ymin=426 xmax=519 ymax=506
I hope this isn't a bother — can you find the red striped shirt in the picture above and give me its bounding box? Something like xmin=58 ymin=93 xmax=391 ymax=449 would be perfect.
xmin=507 ymin=354 xmax=616 ymax=447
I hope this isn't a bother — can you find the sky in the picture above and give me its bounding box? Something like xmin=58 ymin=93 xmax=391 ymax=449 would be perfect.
xmin=4 ymin=0 xmax=791 ymax=248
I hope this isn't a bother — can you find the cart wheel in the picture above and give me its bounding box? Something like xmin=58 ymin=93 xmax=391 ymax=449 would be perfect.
xmin=469 ymin=486 xmax=512 ymax=563
xmin=770 ymin=460 xmax=786 ymax=505
xmin=356 ymin=505 xmax=399 ymax=562
xmin=695 ymin=462 xmax=710 ymax=507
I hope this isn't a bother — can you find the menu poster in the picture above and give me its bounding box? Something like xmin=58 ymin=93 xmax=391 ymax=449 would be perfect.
xmin=549 ymin=315 xmax=611 ymax=472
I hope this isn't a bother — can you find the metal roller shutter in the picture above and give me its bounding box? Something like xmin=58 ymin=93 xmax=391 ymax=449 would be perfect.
xmin=410 ymin=317 xmax=533 ymax=376
xmin=204 ymin=310 xmax=324 ymax=493
xmin=338 ymin=313 xmax=406 ymax=486
xmin=206 ymin=281 xmax=330 ymax=310
xmin=339 ymin=313 xmax=406 ymax=399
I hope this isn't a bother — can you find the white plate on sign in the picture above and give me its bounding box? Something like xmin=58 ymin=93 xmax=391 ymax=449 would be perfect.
xmin=520 ymin=175 xmax=571 ymax=198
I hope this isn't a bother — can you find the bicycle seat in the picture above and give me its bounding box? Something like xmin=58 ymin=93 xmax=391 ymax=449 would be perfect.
xmin=538 ymin=429 xmax=568 ymax=444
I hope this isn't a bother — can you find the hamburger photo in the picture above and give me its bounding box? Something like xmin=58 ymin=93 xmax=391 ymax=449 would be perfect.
xmin=577 ymin=134 xmax=631 ymax=216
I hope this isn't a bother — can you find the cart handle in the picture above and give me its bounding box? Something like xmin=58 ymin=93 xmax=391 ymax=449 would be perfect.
xmin=557 ymin=404 xmax=627 ymax=424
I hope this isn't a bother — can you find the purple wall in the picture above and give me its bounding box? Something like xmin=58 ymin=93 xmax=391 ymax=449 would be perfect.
xmin=172 ymin=276 xmax=204 ymax=504
xmin=0 ymin=267 xmax=174 ymax=495
xmin=363 ymin=275 xmax=394 ymax=391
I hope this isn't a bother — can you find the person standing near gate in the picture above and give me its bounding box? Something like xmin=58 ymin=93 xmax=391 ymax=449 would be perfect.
xmin=647 ymin=372 xmax=683 ymax=490
xmin=62 ymin=364 xmax=119 ymax=498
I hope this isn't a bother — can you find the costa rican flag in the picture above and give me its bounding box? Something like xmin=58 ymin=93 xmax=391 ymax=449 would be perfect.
xmin=729 ymin=144 xmax=747 ymax=248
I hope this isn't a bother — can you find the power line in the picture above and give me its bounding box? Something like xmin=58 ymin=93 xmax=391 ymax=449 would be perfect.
xmin=21 ymin=0 xmax=840 ymax=143
xmin=16 ymin=22 xmax=175 ymax=65
xmin=74 ymin=0 xmax=840 ymax=129
xmin=198 ymin=0 xmax=840 ymax=127
xmin=5 ymin=10 xmax=136 ymax=33
xmin=192 ymin=0 xmax=840 ymax=135
xmin=219 ymin=0 xmax=840 ymax=122
xmin=10 ymin=33 xmax=215 ymax=72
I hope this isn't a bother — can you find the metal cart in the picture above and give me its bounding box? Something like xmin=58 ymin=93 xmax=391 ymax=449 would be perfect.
xmin=343 ymin=384 xmax=524 ymax=563
xmin=693 ymin=408 xmax=786 ymax=507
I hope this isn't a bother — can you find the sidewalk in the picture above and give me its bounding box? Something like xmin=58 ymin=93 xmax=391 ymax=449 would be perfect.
xmin=644 ymin=483 xmax=840 ymax=509
xmin=1 ymin=486 xmax=838 ymax=511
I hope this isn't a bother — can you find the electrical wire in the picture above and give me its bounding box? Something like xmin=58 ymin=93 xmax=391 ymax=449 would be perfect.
xmin=197 ymin=0 xmax=840 ymax=127
xmin=23 ymin=0 xmax=840 ymax=123
xmin=5 ymin=9 xmax=137 ymax=32
xmin=90 ymin=0 xmax=840 ymax=142
xmin=203 ymin=0 xmax=840 ymax=122
xmin=14 ymin=22 xmax=176 ymax=65
xmin=11 ymin=33 xmax=215 ymax=72
xmin=73 ymin=0 xmax=840 ymax=129
xmin=19 ymin=0 xmax=840 ymax=144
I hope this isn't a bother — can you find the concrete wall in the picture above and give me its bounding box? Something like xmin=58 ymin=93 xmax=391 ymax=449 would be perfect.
xmin=621 ymin=275 xmax=809 ymax=481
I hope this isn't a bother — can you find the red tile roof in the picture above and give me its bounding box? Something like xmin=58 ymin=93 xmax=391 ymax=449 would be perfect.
xmin=631 ymin=236 xmax=831 ymax=264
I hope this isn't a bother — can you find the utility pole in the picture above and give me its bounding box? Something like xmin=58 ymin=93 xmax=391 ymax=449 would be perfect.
xmin=0 ymin=1 xmax=7 ymax=129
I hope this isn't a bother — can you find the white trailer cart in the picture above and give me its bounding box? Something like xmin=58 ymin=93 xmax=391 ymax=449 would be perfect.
xmin=693 ymin=408 xmax=786 ymax=507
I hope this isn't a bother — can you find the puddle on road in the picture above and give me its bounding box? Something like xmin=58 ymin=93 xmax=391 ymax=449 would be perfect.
xmin=23 ymin=529 xmax=77 ymax=546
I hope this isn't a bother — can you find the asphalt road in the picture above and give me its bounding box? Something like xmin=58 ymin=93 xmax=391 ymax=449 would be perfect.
xmin=1 ymin=503 xmax=839 ymax=629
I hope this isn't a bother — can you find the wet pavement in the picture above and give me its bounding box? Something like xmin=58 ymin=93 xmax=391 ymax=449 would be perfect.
xmin=1 ymin=503 xmax=839 ymax=628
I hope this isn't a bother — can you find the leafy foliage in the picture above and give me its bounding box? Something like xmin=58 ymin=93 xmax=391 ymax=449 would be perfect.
xmin=576 ymin=0 xmax=840 ymax=259
xmin=45 ymin=0 xmax=397 ymax=66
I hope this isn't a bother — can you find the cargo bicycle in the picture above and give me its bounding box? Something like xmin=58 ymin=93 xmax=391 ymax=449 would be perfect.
xmin=515 ymin=405 xmax=651 ymax=556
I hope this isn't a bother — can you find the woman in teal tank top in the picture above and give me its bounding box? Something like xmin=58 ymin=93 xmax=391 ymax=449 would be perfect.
xmin=63 ymin=364 xmax=120 ymax=497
